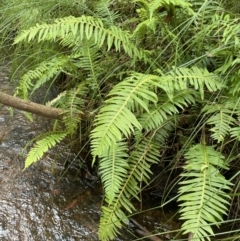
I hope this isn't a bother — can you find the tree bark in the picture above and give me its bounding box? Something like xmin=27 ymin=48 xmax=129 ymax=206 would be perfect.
xmin=0 ymin=91 xmax=63 ymax=120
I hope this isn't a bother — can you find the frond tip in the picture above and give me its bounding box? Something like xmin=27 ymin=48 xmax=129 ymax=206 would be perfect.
xmin=24 ymin=132 xmax=67 ymax=170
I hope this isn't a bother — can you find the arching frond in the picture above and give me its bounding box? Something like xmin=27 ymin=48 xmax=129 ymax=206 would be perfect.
xmin=132 ymin=17 xmax=158 ymax=41
xmin=98 ymin=137 xmax=160 ymax=241
xmin=14 ymin=15 xmax=149 ymax=63
xmin=91 ymin=65 xmax=222 ymax=163
xmin=74 ymin=43 xmax=104 ymax=95
xmin=211 ymin=13 xmax=240 ymax=49
xmin=132 ymin=0 xmax=194 ymax=44
xmin=24 ymin=132 xmax=67 ymax=169
xmin=15 ymin=55 xmax=70 ymax=100
xmin=203 ymin=100 xmax=238 ymax=143
xmin=139 ymin=89 xmax=197 ymax=130
xmin=164 ymin=67 xmax=224 ymax=100
xmin=206 ymin=112 xmax=235 ymax=143
xmin=178 ymin=144 xmax=232 ymax=241
xmin=90 ymin=72 xmax=159 ymax=159
xmin=153 ymin=117 xmax=176 ymax=144
xmin=94 ymin=0 xmax=119 ymax=25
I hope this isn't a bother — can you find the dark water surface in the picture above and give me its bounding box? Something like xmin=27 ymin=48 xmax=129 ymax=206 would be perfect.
xmin=0 ymin=64 xmax=101 ymax=240
xmin=0 ymin=63 xmax=179 ymax=241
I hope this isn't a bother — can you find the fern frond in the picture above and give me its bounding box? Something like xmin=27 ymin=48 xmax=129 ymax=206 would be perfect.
xmin=99 ymin=141 xmax=129 ymax=205
xmin=58 ymin=83 xmax=87 ymax=135
xmin=207 ymin=113 xmax=235 ymax=143
xmin=74 ymin=43 xmax=105 ymax=95
xmin=94 ymin=0 xmax=119 ymax=25
xmin=153 ymin=117 xmax=176 ymax=144
xmin=24 ymin=132 xmax=67 ymax=169
xmin=91 ymin=66 xmax=220 ymax=160
xmin=203 ymin=102 xmax=237 ymax=143
xmin=90 ymin=72 xmax=159 ymax=159
xmin=132 ymin=17 xmax=157 ymax=41
xmin=211 ymin=13 xmax=240 ymax=49
xmin=139 ymin=89 xmax=197 ymax=130
xmin=230 ymin=127 xmax=240 ymax=140
xmin=148 ymin=0 xmax=193 ymax=19
xmin=164 ymin=67 xmax=224 ymax=100
xmin=134 ymin=0 xmax=193 ymax=19
xmin=132 ymin=0 xmax=193 ymax=44
xmin=178 ymin=144 xmax=232 ymax=241
xmin=15 ymin=55 xmax=70 ymax=100
xmin=98 ymin=138 xmax=160 ymax=240
xmin=14 ymin=15 xmax=149 ymax=63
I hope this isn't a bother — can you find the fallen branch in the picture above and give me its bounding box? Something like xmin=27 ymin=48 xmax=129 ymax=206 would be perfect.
xmin=0 ymin=91 xmax=89 ymax=120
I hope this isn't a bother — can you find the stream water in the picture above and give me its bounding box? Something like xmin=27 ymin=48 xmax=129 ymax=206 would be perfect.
xmin=0 ymin=63 xmax=180 ymax=241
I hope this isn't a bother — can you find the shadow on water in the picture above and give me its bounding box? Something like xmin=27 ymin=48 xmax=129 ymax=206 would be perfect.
xmin=0 ymin=63 xmax=180 ymax=241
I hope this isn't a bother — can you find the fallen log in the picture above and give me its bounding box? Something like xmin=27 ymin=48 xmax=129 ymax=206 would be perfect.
xmin=0 ymin=91 xmax=88 ymax=120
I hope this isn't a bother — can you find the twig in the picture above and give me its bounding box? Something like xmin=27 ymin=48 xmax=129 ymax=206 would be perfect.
xmin=130 ymin=218 xmax=163 ymax=241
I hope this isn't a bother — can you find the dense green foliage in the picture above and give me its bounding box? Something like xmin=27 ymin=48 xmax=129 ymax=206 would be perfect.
xmin=1 ymin=0 xmax=240 ymax=240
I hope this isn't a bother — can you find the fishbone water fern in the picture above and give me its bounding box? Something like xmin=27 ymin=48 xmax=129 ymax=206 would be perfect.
xmin=90 ymin=66 xmax=225 ymax=240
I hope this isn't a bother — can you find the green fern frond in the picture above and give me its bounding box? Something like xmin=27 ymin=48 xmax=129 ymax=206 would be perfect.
xmin=153 ymin=117 xmax=176 ymax=144
xmin=134 ymin=0 xmax=193 ymax=19
xmin=203 ymin=102 xmax=237 ymax=143
xmin=14 ymin=15 xmax=149 ymax=63
xmin=91 ymin=66 xmax=220 ymax=161
xmin=74 ymin=43 xmax=104 ymax=95
xmin=94 ymin=0 xmax=119 ymax=25
xmin=132 ymin=17 xmax=157 ymax=41
xmin=59 ymin=37 xmax=104 ymax=95
xmin=99 ymin=138 xmax=160 ymax=241
xmin=15 ymin=55 xmax=70 ymax=100
xmin=207 ymin=113 xmax=235 ymax=143
xmin=230 ymin=127 xmax=240 ymax=140
xmin=45 ymin=77 xmax=87 ymax=137
xmin=211 ymin=13 xmax=240 ymax=49
xmin=24 ymin=132 xmax=67 ymax=170
xmin=132 ymin=0 xmax=193 ymax=43
xmin=99 ymin=141 xmax=129 ymax=205
xmin=165 ymin=67 xmax=224 ymax=100
xmin=228 ymin=69 xmax=240 ymax=96
xmin=58 ymin=84 xmax=87 ymax=135
xmin=178 ymin=144 xmax=232 ymax=241
xmin=148 ymin=0 xmax=193 ymax=19
xmin=139 ymin=89 xmax=197 ymax=131
xmin=90 ymin=72 xmax=159 ymax=159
